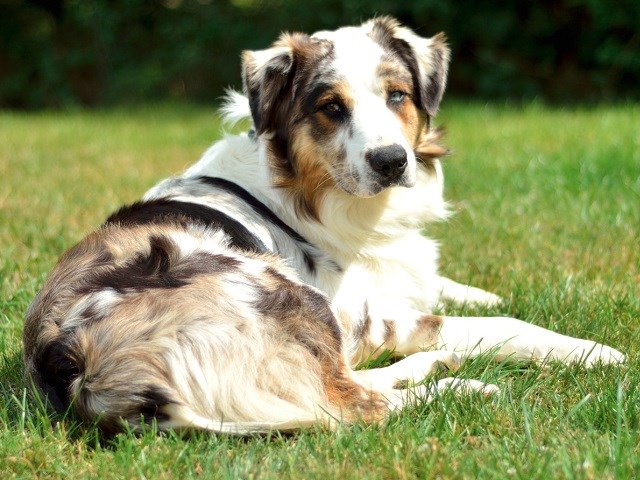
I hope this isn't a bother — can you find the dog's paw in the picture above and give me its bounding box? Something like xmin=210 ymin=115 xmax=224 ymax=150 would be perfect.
xmin=434 ymin=378 xmax=500 ymax=397
xmin=472 ymin=290 xmax=504 ymax=307
xmin=552 ymin=341 xmax=626 ymax=367
xmin=436 ymin=277 xmax=505 ymax=308
xmin=445 ymin=285 xmax=504 ymax=308
xmin=581 ymin=343 xmax=626 ymax=367
xmin=412 ymin=350 xmax=461 ymax=374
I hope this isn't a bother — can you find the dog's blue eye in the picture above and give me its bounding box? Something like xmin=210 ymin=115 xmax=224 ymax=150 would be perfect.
xmin=389 ymin=91 xmax=407 ymax=103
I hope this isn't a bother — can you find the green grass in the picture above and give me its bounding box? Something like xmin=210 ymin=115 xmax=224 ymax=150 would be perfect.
xmin=1 ymin=102 xmax=639 ymax=479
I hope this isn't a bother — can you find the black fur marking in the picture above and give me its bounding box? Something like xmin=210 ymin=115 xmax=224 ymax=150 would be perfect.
xmin=303 ymin=81 xmax=340 ymax=116
xmin=137 ymin=388 xmax=172 ymax=423
xmin=369 ymin=21 xmax=425 ymax=113
xmin=269 ymin=135 xmax=295 ymax=179
xmin=255 ymin=51 xmax=296 ymax=135
xmin=105 ymin=198 xmax=267 ymax=254
xmin=97 ymin=235 xmax=184 ymax=292
xmin=392 ymin=39 xmax=426 ymax=110
xmin=77 ymin=238 xmax=241 ymax=294
xmin=302 ymin=252 xmax=316 ymax=274
xmin=198 ymin=177 xmax=336 ymax=276
xmin=34 ymin=338 xmax=81 ymax=412
xmin=145 ymin=234 xmax=173 ymax=275
xmin=197 ymin=177 xmax=309 ymax=245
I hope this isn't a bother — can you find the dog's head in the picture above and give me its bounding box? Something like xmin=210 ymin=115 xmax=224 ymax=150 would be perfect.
xmin=242 ymin=17 xmax=449 ymax=218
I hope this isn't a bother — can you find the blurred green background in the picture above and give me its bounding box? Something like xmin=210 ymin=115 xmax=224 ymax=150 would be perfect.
xmin=1 ymin=0 xmax=639 ymax=109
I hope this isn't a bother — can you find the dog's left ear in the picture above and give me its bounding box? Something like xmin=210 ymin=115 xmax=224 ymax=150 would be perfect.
xmin=368 ymin=17 xmax=450 ymax=117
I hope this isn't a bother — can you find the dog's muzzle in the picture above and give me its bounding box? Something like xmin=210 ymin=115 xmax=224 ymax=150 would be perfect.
xmin=366 ymin=144 xmax=407 ymax=185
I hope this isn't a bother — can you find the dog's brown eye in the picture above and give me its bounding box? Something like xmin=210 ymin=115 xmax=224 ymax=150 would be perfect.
xmin=389 ymin=91 xmax=407 ymax=104
xmin=321 ymin=102 xmax=344 ymax=117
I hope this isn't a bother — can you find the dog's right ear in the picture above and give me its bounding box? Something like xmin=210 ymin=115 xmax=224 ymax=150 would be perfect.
xmin=242 ymin=35 xmax=300 ymax=135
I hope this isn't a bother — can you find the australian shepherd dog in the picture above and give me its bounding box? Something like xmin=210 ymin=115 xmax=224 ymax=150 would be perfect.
xmin=24 ymin=17 xmax=624 ymax=434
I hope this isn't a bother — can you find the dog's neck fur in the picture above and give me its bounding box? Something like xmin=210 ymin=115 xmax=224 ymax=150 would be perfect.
xmin=183 ymin=127 xmax=448 ymax=264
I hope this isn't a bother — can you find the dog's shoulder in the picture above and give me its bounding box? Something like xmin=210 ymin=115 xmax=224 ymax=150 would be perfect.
xmin=144 ymin=166 xmax=340 ymax=282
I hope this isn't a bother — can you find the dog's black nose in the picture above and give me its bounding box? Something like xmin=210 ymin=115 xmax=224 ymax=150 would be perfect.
xmin=367 ymin=144 xmax=407 ymax=182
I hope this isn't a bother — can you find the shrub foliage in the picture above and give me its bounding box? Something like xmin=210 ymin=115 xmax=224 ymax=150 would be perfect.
xmin=1 ymin=0 xmax=639 ymax=108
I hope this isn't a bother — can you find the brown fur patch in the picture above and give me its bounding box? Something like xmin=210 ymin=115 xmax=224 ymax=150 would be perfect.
xmin=414 ymin=126 xmax=448 ymax=173
xmin=383 ymin=319 xmax=397 ymax=345
xmin=353 ymin=302 xmax=372 ymax=343
xmin=322 ymin=359 xmax=388 ymax=423
xmin=243 ymin=33 xmax=340 ymax=221
xmin=413 ymin=314 xmax=444 ymax=347
xmin=399 ymin=100 xmax=426 ymax=149
xmin=272 ymin=122 xmax=337 ymax=220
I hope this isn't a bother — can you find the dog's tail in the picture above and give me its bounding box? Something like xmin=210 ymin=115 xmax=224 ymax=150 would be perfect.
xmin=30 ymin=329 xmax=339 ymax=436
xmin=161 ymin=404 xmax=322 ymax=435
xmin=220 ymin=89 xmax=252 ymax=127
xmin=27 ymin=316 xmax=391 ymax=436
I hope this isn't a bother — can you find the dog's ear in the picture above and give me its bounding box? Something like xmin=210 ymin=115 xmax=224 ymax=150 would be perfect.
xmin=242 ymin=33 xmax=315 ymax=135
xmin=242 ymin=39 xmax=295 ymax=134
xmin=368 ymin=17 xmax=450 ymax=117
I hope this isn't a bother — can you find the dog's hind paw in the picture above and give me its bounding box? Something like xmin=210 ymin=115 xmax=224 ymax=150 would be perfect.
xmin=434 ymin=377 xmax=500 ymax=397
xmin=582 ymin=344 xmax=626 ymax=367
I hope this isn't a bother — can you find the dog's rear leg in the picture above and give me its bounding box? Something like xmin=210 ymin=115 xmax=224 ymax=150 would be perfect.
xmin=378 ymin=378 xmax=499 ymax=411
xmin=346 ymin=353 xmax=497 ymax=418
xmin=353 ymin=351 xmax=461 ymax=391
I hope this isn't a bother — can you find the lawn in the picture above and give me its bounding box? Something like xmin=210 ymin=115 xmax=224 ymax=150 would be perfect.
xmin=1 ymin=102 xmax=638 ymax=479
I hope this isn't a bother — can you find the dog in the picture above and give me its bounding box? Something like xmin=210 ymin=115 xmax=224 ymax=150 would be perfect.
xmin=23 ymin=16 xmax=624 ymax=435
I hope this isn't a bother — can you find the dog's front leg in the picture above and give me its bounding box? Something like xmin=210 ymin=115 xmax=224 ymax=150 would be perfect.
xmin=353 ymin=304 xmax=624 ymax=367
xmin=436 ymin=315 xmax=625 ymax=366
xmin=434 ymin=275 xmax=503 ymax=307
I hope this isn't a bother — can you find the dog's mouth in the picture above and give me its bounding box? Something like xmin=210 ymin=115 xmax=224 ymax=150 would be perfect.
xmin=332 ymin=167 xmax=416 ymax=198
xmin=368 ymin=173 xmax=416 ymax=195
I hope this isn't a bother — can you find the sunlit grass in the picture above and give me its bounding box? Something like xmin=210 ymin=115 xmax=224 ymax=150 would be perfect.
xmin=1 ymin=102 xmax=638 ymax=479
